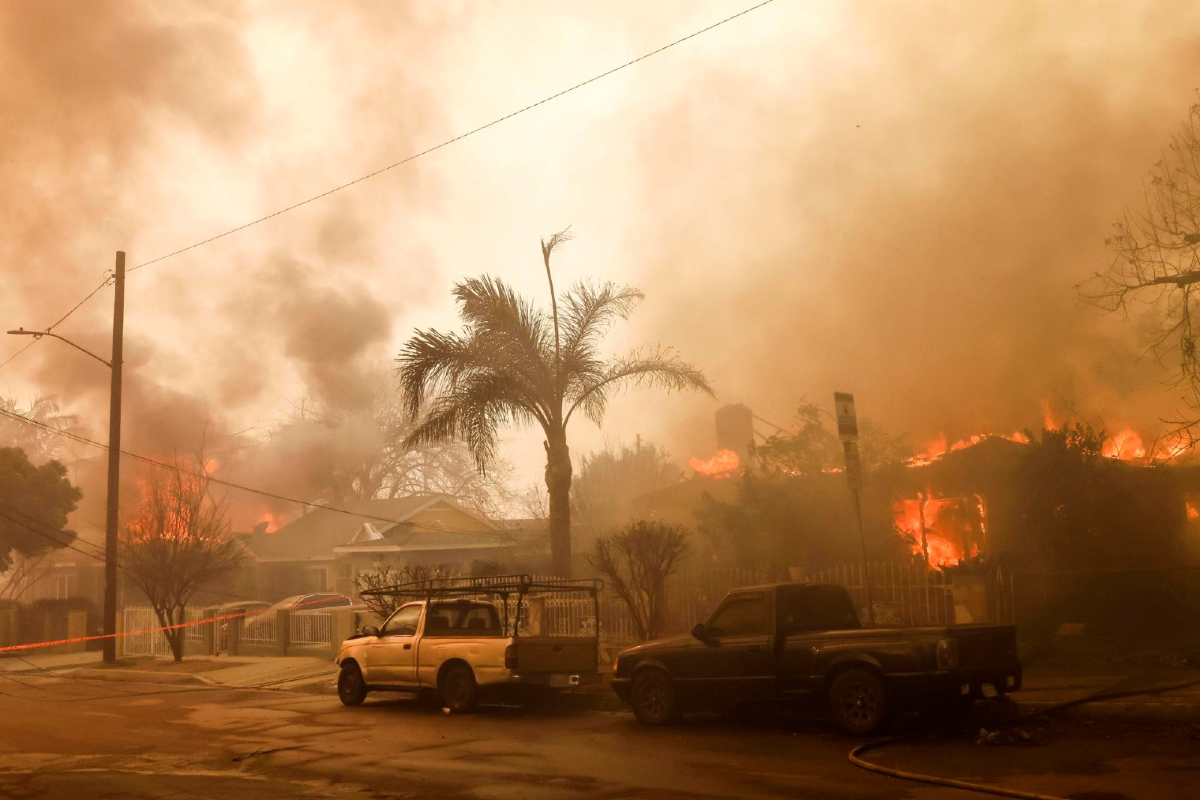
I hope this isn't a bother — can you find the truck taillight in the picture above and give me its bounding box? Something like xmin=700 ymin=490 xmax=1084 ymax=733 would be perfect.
xmin=936 ymin=637 xmax=959 ymax=670
xmin=505 ymin=644 xmax=517 ymax=670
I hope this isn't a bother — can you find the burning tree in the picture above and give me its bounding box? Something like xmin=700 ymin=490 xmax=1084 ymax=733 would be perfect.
xmin=588 ymin=519 xmax=689 ymax=641
xmin=397 ymin=230 xmax=711 ymax=577
xmin=1083 ymin=102 xmax=1200 ymax=439
xmin=122 ymin=460 xmax=242 ymax=662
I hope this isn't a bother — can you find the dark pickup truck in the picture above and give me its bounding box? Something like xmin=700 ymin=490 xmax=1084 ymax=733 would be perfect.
xmin=611 ymin=582 xmax=1021 ymax=735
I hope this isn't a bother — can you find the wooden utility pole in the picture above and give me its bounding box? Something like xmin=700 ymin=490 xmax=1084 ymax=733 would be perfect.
xmin=102 ymin=252 xmax=125 ymax=664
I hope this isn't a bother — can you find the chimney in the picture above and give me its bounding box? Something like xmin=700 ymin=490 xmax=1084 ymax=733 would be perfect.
xmin=716 ymin=404 xmax=754 ymax=462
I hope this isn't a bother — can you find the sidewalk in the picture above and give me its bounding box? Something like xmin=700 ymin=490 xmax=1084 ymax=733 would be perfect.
xmin=0 ymin=649 xmax=103 ymax=673
xmin=62 ymin=655 xmax=339 ymax=694
xmin=1017 ymin=668 xmax=1200 ymax=725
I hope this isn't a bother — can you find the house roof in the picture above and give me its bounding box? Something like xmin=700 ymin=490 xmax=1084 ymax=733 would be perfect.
xmin=234 ymin=495 xmax=493 ymax=563
xmin=332 ymin=527 xmax=513 ymax=555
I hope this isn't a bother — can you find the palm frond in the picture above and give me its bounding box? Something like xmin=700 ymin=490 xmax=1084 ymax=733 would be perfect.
xmin=565 ymin=345 xmax=715 ymax=425
xmin=453 ymin=276 xmax=556 ymax=393
xmin=395 ymin=329 xmax=475 ymax=419
xmin=559 ymin=280 xmax=644 ymax=365
xmin=541 ymin=227 xmax=574 ymax=264
xmin=404 ymin=372 xmax=542 ymax=473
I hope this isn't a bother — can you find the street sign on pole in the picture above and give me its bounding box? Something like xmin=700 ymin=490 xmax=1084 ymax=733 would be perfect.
xmin=834 ymin=391 xmax=858 ymax=441
xmin=842 ymin=439 xmax=863 ymax=490
xmin=833 ymin=391 xmax=874 ymax=627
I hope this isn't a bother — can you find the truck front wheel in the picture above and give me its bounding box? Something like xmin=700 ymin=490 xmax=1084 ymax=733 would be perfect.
xmin=828 ymin=667 xmax=888 ymax=736
xmin=439 ymin=663 xmax=479 ymax=713
xmin=337 ymin=663 xmax=368 ymax=707
xmin=631 ymin=668 xmax=679 ymax=725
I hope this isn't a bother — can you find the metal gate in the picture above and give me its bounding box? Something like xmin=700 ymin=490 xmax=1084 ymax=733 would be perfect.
xmin=120 ymin=606 xmax=202 ymax=658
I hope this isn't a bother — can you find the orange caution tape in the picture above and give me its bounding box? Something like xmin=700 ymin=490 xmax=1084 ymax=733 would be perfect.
xmin=0 ymin=597 xmax=352 ymax=654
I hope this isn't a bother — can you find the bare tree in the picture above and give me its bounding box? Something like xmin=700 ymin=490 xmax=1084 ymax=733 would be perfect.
xmin=122 ymin=459 xmax=243 ymax=662
xmin=588 ymin=520 xmax=690 ymax=641
xmin=1082 ymin=101 xmax=1200 ymax=436
xmin=354 ymin=561 xmax=450 ymax=619
xmin=572 ymin=439 xmax=683 ymax=544
xmin=267 ymin=383 xmax=514 ymax=516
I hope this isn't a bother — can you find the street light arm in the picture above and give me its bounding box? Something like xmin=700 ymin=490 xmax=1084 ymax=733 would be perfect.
xmin=6 ymin=328 xmax=112 ymax=368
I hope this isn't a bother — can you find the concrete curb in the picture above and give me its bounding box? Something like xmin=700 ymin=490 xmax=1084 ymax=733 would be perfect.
xmin=70 ymin=668 xmax=214 ymax=686
xmin=1019 ymin=699 xmax=1200 ymax=725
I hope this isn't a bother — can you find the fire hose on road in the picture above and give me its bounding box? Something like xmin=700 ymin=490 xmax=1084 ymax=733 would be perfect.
xmin=847 ymin=676 xmax=1200 ymax=799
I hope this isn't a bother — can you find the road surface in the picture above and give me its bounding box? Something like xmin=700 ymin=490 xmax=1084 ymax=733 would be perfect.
xmin=0 ymin=674 xmax=1195 ymax=799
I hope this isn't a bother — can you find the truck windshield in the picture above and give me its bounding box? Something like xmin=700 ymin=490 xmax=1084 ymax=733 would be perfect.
xmin=424 ymin=602 xmax=503 ymax=636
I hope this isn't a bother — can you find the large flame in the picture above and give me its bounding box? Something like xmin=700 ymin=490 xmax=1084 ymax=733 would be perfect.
xmin=892 ymin=493 xmax=986 ymax=569
xmin=1102 ymin=428 xmax=1146 ymax=460
xmin=689 ymin=449 xmax=741 ymax=478
xmin=905 ymin=432 xmax=1029 ymax=467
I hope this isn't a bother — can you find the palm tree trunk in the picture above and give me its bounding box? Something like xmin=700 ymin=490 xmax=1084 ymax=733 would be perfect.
xmin=545 ymin=434 xmax=573 ymax=577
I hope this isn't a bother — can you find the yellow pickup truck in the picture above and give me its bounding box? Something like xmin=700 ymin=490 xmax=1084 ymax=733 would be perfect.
xmin=335 ymin=576 xmax=601 ymax=712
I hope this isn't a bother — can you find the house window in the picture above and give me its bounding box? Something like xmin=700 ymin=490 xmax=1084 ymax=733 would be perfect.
xmin=52 ymin=574 xmax=75 ymax=600
xmin=304 ymin=567 xmax=329 ymax=591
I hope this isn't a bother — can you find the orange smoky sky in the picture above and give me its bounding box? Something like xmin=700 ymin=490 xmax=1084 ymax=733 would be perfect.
xmin=3 ymin=0 xmax=1200 ymax=531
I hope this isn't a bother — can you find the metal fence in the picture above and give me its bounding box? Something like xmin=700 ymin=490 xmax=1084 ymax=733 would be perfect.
xmin=241 ymin=615 xmax=277 ymax=646
xmin=121 ymin=605 xmax=203 ymax=657
xmin=803 ymin=562 xmax=1014 ymax=627
xmin=289 ymin=611 xmax=332 ymax=646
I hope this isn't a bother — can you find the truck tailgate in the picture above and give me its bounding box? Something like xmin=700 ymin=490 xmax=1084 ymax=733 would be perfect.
xmin=955 ymin=624 xmax=1019 ymax=670
xmin=513 ymin=636 xmax=597 ymax=674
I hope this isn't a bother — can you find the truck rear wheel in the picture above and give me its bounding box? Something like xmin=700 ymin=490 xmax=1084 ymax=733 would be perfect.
xmin=631 ymin=668 xmax=679 ymax=725
xmin=828 ymin=667 xmax=888 ymax=736
xmin=439 ymin=663 xmax=479 ymax=713
xmin=337 ymin=663 xmax=368 ymax=707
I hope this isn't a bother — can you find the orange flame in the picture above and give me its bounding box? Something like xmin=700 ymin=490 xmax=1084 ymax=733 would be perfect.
xmin=256 ymin=511 xmax=283 ymax=533
xmin=892 ymin=493 xmax=987 ymax=569
xmin=689 ymin=449 xmax=741 ymax=478
xmin=1102 ymin=428 xmax=1146 ymax=461
xmin=1188 ymin=502 xmax=1199 ymax=521
xmin=905 ymin=432 xmax=1029 ymax=466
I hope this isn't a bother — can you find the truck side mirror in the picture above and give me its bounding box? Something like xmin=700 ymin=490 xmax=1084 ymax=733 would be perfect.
xmin=691 ymin=623 xmax=712 ymax=643
xmin=361 ymin=625 xmax=380 ymax=637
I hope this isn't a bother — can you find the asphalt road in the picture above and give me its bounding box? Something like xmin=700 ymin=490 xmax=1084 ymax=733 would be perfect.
xmin=0 ymin=675 xmax=1196 ymax=799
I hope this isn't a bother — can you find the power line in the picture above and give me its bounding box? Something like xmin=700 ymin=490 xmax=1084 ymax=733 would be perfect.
xmin=0 ymin=340 xmax=36 ymax=371
xmin=1 ymin=1 xmax=775 ymax=372
xmin=47 ymin=275 xmax=114 ymax=332
xmin=126 ymin=0 xmax=777 ymax=273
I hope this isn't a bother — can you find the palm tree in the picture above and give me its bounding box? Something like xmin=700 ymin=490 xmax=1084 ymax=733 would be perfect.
xmin=397 ymin=231 xmax=713 ymax=576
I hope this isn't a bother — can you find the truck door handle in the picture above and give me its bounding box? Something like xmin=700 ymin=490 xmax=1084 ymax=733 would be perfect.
xmin=748 ymin=645 xmax=763 ymax=652
xmin=403 ymin=643 xmax=412 ymax=650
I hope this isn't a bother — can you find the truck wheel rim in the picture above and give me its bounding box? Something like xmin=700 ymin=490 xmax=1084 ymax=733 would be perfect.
xmin=639 ymin=675 xmax=667 ymax=718
xmin=340 ymin=670 xmax=360 ymax=700
xmin=840 ymin=680 xmax=877 ymax=724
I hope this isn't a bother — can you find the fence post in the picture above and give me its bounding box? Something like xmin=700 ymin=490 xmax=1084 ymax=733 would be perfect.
xmin=276 ymin=609 xmax=290 ymax=656
xmin=201 ymin=607 xmax=217 ymax=656
xmin=331 ymin=609 xmax=356 ymax=660
xmin=227 ymin=615 xmax=242 ymax=656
